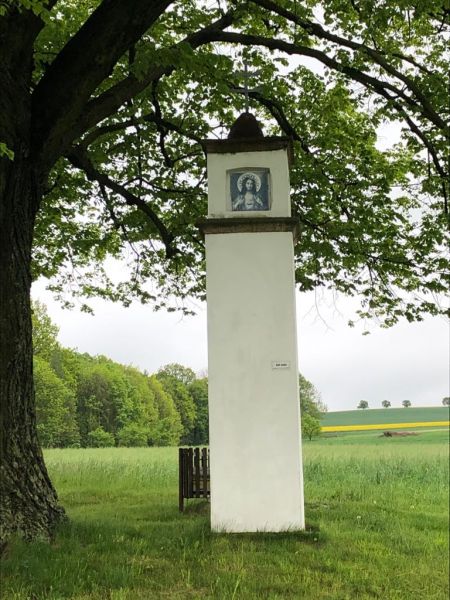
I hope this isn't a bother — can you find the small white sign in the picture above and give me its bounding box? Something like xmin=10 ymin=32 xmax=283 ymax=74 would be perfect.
xmin=271 ymin=360 xmax=290 ymax=370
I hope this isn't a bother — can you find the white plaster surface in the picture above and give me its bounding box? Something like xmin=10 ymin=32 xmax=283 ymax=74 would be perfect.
xmin=207 ymin=149 xmax=291 ymax=218
xmin=206 ymin=231 xmax=305 ymax=532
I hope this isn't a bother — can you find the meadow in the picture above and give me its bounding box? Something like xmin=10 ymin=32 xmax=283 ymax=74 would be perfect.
xmin=2 ymin=430 xmax=449 ymax=599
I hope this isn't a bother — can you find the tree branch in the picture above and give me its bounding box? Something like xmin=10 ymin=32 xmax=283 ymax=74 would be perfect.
xmin=399 ymin=112 xmax=449 ymax=212
xmin=80 ymin=107 xmax=204 ymax=150
xmin=205 ymin=28 xmax=446 ymax=134
xmin=250 ymin=0 xmax=443 ymax=126
xmin=32 ymin=8 xmax=237 ymax=171
xmin=66 ymin=146 xmax=178 ymax=258
xmin=0 ymin=3 xmax=52 ymax=148
xmin=245 ymin=88 xmax=311 ymax=153
xmin=76 ymin=10 xmax=236 ymax=142
xmin=32 ymin=0 xmax=174 ymax=168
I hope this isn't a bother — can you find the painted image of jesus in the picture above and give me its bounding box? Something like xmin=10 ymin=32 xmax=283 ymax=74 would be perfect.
xmin=231 ymin=171 xmax=269 ymax=211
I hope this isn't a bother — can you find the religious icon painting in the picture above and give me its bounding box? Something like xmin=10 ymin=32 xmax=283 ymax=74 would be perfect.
xmin=228 ymin=168 xmax=271 ymax=212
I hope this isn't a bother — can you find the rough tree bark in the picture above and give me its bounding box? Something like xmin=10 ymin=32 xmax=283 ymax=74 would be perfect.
xmin=0 ymin=7 xmax=67 ymax=548
xmin=0 ymin=155 xmax=66 ymax=546
xmin=0 ymin=163 xmax=67 ymax=548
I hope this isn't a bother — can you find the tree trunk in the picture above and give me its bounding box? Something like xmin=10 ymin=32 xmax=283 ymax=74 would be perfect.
xmin=0 ymin=154 xmax=66 ymax=549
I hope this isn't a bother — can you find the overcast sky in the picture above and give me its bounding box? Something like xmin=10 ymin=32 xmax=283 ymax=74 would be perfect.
xmin=32 ymin=279 xmax=449 ymax=412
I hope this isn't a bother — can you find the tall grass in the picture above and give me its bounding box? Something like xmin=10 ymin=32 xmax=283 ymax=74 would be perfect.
xmin=2 ymin=431 xmax=448 ymax=599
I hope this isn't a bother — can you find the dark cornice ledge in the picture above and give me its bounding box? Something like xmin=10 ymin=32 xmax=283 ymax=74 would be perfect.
xmin=202 ymin=137 xmax=294 ymax=165
xmin=196 ymin=216 xmax=299 ymax=243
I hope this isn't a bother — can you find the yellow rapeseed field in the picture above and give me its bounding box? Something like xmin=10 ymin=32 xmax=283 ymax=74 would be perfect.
xmin=321 ymin=421 xmax=450 ymax=432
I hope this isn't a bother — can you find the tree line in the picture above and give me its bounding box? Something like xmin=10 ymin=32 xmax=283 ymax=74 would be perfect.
xmin=34 ymin=302 xmax=325 ymax=448
xmin=357 ymin=399 xmax=449 ymax=409
xmin=357 ymin=400 xmax=414 ymax=409
xmin=33 ymin=302 xmax=208 ymax=448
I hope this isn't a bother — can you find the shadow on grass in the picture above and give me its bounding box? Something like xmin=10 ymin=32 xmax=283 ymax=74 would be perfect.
xmin=212 ymin=523 xmax=324 ymax=546
xmin=180 ymin=501 xmax=324 ymax=545
xmin=181 ymin=499 xmax=210 ymax=515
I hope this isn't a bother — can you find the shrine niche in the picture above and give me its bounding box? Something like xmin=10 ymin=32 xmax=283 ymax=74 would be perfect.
xmin=229 ymin=168 xmax=271 ymax=212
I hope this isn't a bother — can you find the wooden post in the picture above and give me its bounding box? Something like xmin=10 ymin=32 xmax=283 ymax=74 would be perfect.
xmin=194 ymin=448 xmax=201 ymax=498
xmin=202 ymin=448 xmax=208 ymax=499
xmin=178 ymin=448 xmax=184 ymax=512
xmin=188 ymin=448 xmax=194 ymax=498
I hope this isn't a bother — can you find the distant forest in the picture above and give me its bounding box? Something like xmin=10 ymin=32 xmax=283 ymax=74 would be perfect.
xmin=33 ymin=301 xmax=324 ymax=448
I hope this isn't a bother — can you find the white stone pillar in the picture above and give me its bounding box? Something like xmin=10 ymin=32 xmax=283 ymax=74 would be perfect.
xmin=200 ymin=124 xmax=305 ymax=532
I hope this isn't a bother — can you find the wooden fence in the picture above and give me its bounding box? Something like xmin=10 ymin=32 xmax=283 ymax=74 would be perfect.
xmin=179 ymin=447 xmax=210 ymax=512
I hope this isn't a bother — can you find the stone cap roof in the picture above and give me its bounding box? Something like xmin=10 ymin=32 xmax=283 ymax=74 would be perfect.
xmin=228 ymin=112 xmax=264 ymax=139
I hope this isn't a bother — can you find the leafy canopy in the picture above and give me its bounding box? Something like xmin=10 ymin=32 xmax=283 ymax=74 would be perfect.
xmin=4 ymin=0 xmax=448 ymax=325
xmin=299 ymin=373 xmax=326 ymax=419
xmin=301 ymin=413 xmax=321 ymax=441
xmin=31 ymin=300 xmax=60 ymax=361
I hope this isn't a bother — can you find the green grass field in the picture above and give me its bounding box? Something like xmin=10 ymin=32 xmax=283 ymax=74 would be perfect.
xmin=2 ymin=431 xmax=449 ymax=599
xmin=321 ymin=406 xmax=450 ymax=427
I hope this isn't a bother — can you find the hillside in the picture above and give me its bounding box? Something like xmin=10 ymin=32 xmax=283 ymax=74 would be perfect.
xmin=321 ymin=406 xmax=449 ymax=430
